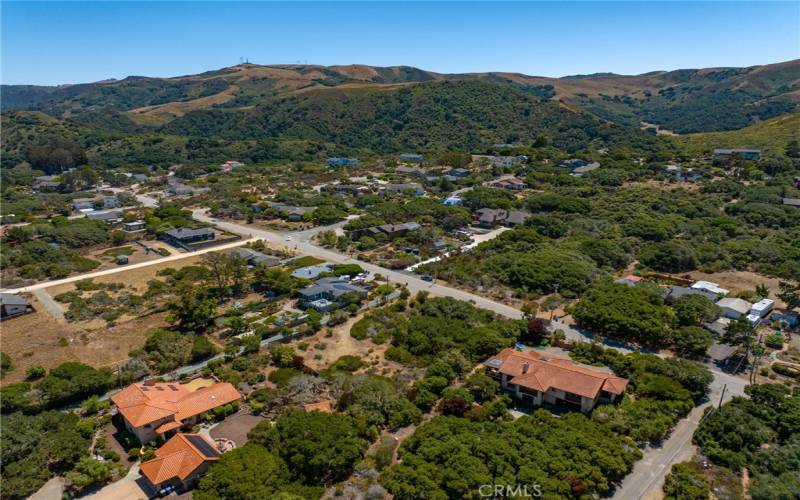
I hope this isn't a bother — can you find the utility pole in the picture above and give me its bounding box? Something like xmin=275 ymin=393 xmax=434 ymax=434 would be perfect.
xmin=718 ymin=384 xmax=727 ymax=409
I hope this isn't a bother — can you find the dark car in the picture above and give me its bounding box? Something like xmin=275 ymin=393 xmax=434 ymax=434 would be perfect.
xmin=420 ymin=275 xmax=434 ymax=282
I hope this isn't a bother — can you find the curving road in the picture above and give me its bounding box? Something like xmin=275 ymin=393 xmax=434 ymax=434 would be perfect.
xmin=191 ymin=209 xmax=748 ymax=500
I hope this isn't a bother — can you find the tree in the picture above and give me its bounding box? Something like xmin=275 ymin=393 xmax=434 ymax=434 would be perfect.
xmin=167 ymin=282 xmax=216 ymax=332
xmin=672 ymin=326 xmax=713 ymax=357
xmin=671 ymin=294 xmax=719 ymax=326
xmin=440 ymin=387 xmax=474 ymax=416
xmin=258 ymin=409 xmax=368 ymax=484
xmin=777 ymin=281 xmax=800 ymax=311
xmin=640 ymin=241 xmax=698 ymax=273
xmin=662 ymin=463 xmax=709 ymax=500
xmin=786 ymin=139 xmax=800 ymax=158
xmin=195 ymin=444 xmax=321 ymax=500
xmin=722 ymin=316 xmax=757 ymax=372
xmin=270 ymin=345 xmax=296 ymax=368
xmin=572 ymin=283 xmax=676 ymax=346
xmin=1 ymin=352 xmax=12 ymax=377
xmin=66 ymin=457 xmax=114 ymax=492
xmin=312 ymin=206 xmax=346 ymax=225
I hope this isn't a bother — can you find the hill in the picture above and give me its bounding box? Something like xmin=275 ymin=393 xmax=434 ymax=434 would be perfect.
xmin=677 ymin=114 xmax=800 ymax=156
xmin=2 ymin=60 xmax=798 ymax=134
xmin=1 ymin=80 xmax=665 ymax=169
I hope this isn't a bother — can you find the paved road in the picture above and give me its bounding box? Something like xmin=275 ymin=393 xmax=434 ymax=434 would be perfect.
xmin=193 ymin=209 xmax=527 ymax=320
xmin=0 ymin=239 xmax=249 ymax=294
xmin=32 ymin=288 xmax=65 ymax=320
xmin=195 ymin=211 xmax=751 ymax=499
xmin=613 ymin=369 xmax=746 ymax=499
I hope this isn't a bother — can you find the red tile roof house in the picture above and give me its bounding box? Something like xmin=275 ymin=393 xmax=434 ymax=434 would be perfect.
xmin=484 ymin=348 xmax=628 ymax=413
xmin=140 ymin=433 xmax=221 ymax=494
xmin=111 ymin=381 xmax=241 ymax=444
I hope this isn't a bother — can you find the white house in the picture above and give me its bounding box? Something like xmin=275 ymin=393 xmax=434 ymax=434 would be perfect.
xmin=716 ymin=297 xmax=752 ymax=320
xmin=750 ymin=299 xmax=774 ymax=318
xmin=692 ymin=281 xmax=729 ymax=296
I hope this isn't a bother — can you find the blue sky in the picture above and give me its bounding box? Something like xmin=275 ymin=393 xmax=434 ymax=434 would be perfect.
xmin=2 ymin=1 xmax=798 ymax=85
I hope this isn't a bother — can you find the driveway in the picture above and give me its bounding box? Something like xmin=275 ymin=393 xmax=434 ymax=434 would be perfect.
xmin=32 ymin=288 xmax=64 ymax=320
xmin=209 ymin=412 xmax=265 ymax=447
xmin=82 ymin=465 xmax=150 ymax=500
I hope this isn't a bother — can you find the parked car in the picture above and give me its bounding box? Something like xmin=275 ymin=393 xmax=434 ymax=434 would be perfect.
xmin=420 ymin=275 xmax=434 ymax=282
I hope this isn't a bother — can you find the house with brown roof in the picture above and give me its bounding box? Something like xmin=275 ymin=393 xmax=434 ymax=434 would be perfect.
xmin=484 ymin=348 xmax=628 ymax=412
xmin=140 ymin=433 xmax=221 ymax=494
xmin=111 ymin=381 xmax=241 ymax=443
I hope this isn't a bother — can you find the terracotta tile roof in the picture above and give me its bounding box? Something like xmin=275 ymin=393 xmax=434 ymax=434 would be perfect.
xmin=303 ymin=400 xmax=334 ymax=413
xmin=140 ymin=433 xmax=219 ymax=485
xmin=111 ymin=382 xmax=241 ymax=429
xmin=485 ymin=348 xmax=629 ymax=399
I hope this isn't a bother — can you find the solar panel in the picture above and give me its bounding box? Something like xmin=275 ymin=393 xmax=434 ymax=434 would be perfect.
xmin=168 ymin=385 xmax=178 ymax=391
xmin=141 ymin=387 xmax=150 ymax=391
xmin=486 ymin=358 xmax=502 ymax=367
xmin=155 ymin=386 xmax=165 ymax=391
xmin=186 ymin=435 xmax=220 ymax=458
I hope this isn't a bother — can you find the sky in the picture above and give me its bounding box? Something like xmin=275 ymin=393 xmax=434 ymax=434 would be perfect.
xmin=2 ymin=1 xmax=799 ymax=85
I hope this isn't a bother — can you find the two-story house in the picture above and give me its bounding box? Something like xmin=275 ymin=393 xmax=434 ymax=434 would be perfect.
xmin=484 ymin=348 xmax=628 ymax=413
xmin=111 ymin=381 xmax=241 ymax=444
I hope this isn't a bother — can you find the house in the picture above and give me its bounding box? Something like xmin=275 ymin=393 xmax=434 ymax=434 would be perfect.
xmin=561 ymin=159 xmax=587 ymax=169
xmin=123 ymin=220 xmax=146 ymax=232
xmin=87 ymin=210 xmax=124 ymax=224
xmin=782 ymin=198 xmax=800 ymax=208
xmin=140 ymin=433 xmax=221 ymax=494
xmin=713 ymin=149 xmax=761 ymax=161
xmin=491 ymin=177 xmax=528 ymax=190
xmin=221 ymin=160 xmax=244 ymax=171
xmin=72 ymin=195 xmax=118 ymax=211
xmin=432 ymin=240 xmax=448 ymax=251
xmin=614 ymin=275 xmax=643 ymax=287
xmin=396 ymin=166 xmax=427 ymax=177
xmin=116 ymin=255 xmax=129 ymax=265
xmin=379 ymin=183 xmax=425 ymax=197
xmin=443 ymin=194 xmax=463 ymax=206
xmin=399 ymin=153 xmax=424 ymax=163
xmin=111 ymin=381 xmax=241 ymax=443
xmin=484 ymin=348 xmax=628 ymax=413
xmin=1 ymin=293 xmax=30 ymax=319
xmin=691 ymin=281 xmax=729 ymax=296
xmin=325 ymin=184 xmax=371 ymax=196
xmin=448 ymin=168 xmax=471 ymax=178
xmin=225 ymin=247 xmax=281 ymax=267
xmin=716 ymin=297 xmax=752 ymax=320
xmin=475 ymin=208 xmax=508 ymax=228
xmin=570 ymin=162 xmax=601 ymax=177
xmin=347 ymin=222 xmax=421 ymax=240
xmin=664 ymin=165 xmax=701 ymax=182
xmin=32 ymin=175 xmax=63 ymax=192
xmin=666 ymin=286 xmax=720 ymax=303
xmin=490 ymin=156 xmax=527 ymax=168
xmin=326 ymin=157 xmax=359 ymax=168
xmin=750 ymin=299 xmax=774 ymax=318
xmin=269 ymin=203 xmax=313 ymax=222
xmin=167 ymin=182 xmax=209 ymax=197
xmin=291 ymin=264 xmax=333 ymax=280
xmin=503 ymin=210 xmax=530 ymax=227
xmin=298 ymin=278 xmax=367 ymax=308
xmin=163 ymin=227 xmax=215 ymax=248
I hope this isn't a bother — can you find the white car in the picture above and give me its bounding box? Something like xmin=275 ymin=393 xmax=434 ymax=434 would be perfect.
xmin=286 ymin=236 xmax=293 ymax=241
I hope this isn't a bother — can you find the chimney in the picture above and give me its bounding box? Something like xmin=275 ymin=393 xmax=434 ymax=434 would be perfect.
xmin=522 ymin=362 xmax=530 ymax=374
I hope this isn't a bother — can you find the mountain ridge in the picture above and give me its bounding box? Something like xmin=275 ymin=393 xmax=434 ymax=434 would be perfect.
xmin=1 ymin=60 xmax=798 ymax=141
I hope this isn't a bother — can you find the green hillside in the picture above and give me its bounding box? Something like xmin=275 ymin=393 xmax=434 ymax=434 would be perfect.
xmin=2 ymin=60 xmax=798 ymax=135
xmin=677 ymin=114 xmax=800 ymax=156
xmin=163 ymin=80 xmax=660 ymax=154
